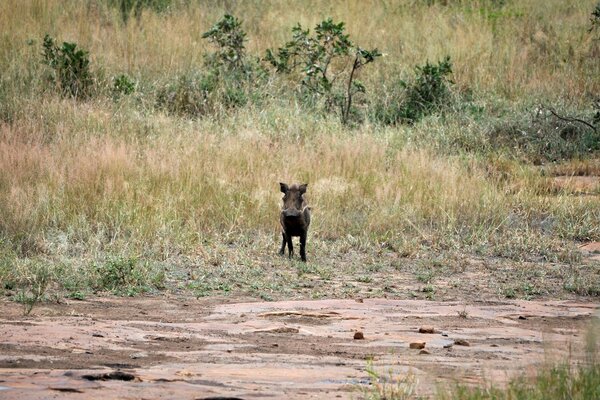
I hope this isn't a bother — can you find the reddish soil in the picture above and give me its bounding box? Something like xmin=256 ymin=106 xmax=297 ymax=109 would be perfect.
xmin=0 ymin=296 xmax=597 ymax=399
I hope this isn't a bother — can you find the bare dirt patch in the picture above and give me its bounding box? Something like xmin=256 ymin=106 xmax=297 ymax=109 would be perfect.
xmin=0 ymin=296 xmax=597 ymax=399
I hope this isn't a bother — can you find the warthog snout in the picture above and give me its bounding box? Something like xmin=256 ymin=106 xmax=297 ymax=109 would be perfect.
xmin=279 ymin=182 xmax=311 ymax=262
xmin=282 ymin=208 xmax=302 ymax=219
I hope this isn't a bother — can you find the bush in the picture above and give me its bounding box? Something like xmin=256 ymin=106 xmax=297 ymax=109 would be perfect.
xmin=489 ymin=106 xmax=600 ymax=164
xmin=89 ymin=256 xmax=164 ymax=296
xmin=202 ymin=14 xmax=248 ymax=73
xmin=42 ymin=34 xmax=93 ymax=99
xmin=107 ymin=0 xmax=172 ymax=24
xmin=112 ymin=74 xmax=135 ymax=96
xmin=265 ymin=18 xmax=380 ymax=125
xmin=372 ymin=56 xmax=454 ymax=125
xmin=157 ymin=14 xmax=265 ymax=117
xmin=156 ymin=70 xmax=218 ymax=117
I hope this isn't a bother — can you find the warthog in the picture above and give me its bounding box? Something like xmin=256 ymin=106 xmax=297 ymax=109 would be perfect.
xmin=279 ymin=182 xmax=311 ymax=261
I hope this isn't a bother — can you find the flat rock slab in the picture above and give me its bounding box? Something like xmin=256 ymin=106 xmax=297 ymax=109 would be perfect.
xmin=0 ymin=297 xmax=597 ymax=399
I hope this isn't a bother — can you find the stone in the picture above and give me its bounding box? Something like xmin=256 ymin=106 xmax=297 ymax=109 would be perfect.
xmin=409 ymin=342 xmax=426 ymax=349
xmin=419 ymin=326 xmax=435 ymax=334
xmin=353 ymin=331 xmax=364 ymax=340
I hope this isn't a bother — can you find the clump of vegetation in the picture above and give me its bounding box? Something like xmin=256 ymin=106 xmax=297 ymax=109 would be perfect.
xmin=112 ymin=74 xmax=135 ymax=96
xmin=441 ymin=360 xmax=600 ymax=400
xmin=108 ymin=0 xmax=172 ymax=24
xmin=91 ymin=256 xmax=164 ymax=296
xmin=590 ymin=2 xmax=600 ymax=32
xmin=489 ymin=105 xmax=600 ymax=164
xmin=202 ymin=13 xmax=248 ymax=73
xmin=157 ymin=14 xmax=264 ymax=117
xmin=265 ymin=18 xmax=381 ymax=124
xmin=372 ymin=57 xmax=454 ymax=125
xmin=14 ymin=260 xmax=53 ymax=315
xmin=361 ymin=360 xmax=416 ymax=400
xmin=41 ymin=34 xmax=93 ymax=99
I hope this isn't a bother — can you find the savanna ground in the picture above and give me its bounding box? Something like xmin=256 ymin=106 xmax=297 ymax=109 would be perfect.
xmin=1 ymin=0 xmax=599 ymax=398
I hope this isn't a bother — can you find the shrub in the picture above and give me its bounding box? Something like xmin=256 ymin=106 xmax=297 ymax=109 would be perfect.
xmin=156 ymin=70 xmax=217 ymax=116
xmin=591 ymin=2 xmax=600 ymax=32
xmin=41 ymin=34 xmax=93 ymax=99
xmin=107 ymin=0 xmax=172 ymax=24
xmin=202 ymin=14 xmax=248 ymax=73
xmin=14 ymin=260 xmax=53 ymax=315
xmin=92 ymin=256 xmax=164 ymax=296
xmin=489 ymin=106 xmax=600 ymax=164
xmin=157 ymin=14 xmax=265 ymax=117
xmin=265 ymin=18 xmax=381 ymax=124
xmin=112 ymin=74 xmax=135 ymax=96
xmin=372 ymin=56 xmax=454 ymax=125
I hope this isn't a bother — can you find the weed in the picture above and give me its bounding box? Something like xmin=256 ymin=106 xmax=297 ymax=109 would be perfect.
xmin=66 ymin=290 xmax=86 ymax=300
xmin=92 ymin=256 xmax=163 ymax=296
xmin=415 ymin=269 xmax=435 ymax=284
xmin=503 ymin=286 xmax=517 ymax=299
xmin=14 ymin=260 xmax=53 ymax=315
xmin=361 ymin=360 xmax=416 ymax=400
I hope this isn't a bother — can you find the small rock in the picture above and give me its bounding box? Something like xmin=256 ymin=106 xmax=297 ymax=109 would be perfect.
xmin=355 ymin=298 xmax=364 ymax=303
xmin=409 ymin=342 xmax=426 ymax=349
xmin=441 ymin=332 xmax=448 ymax=337
xmin=130 ymin=352 xmax=148 ymax=359
xmin=490 ymin=344 xmax=499 ymax=347
xmin=518 ymin=316 xmax=527 ymax=320
xmin=443 ymin=343 xmax=453 ymax=349
xmin=353 ymin=331 xmax=365 ymax=340
xmin=419 ymin=349 xmax=430 ymax=355
xmin=454 ymin=339 xmax=470 ymax=346
xmin=419 ymin=326 xmax=435 ymax=334
xmin=92 ymin=333 xmax=104 ymax=338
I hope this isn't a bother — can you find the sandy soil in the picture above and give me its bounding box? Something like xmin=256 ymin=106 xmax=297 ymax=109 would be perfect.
xmin=0 ymin=296 xmax=597 ymax=399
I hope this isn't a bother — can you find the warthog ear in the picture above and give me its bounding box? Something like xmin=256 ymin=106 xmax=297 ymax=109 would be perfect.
xmin=279 ymin=182 xmax=289 ymax=193
xmin=299 ymin=183 xmax=308 ymax=194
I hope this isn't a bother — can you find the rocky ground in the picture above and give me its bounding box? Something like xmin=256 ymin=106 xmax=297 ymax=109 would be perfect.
xmin=0 ymin=295 xmax=598 ymax=399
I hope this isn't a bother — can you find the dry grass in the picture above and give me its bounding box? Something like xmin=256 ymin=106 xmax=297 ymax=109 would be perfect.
xmin=0 ymin=0 xmax=599 ymax=299
xmin=1 ymin=0 xmax=598 ymax=97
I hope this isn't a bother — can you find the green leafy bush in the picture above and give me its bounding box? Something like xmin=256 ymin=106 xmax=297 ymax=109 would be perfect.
xmin=372 ymin=56 xmax=454 ymax=125
xmin=157 ymin=14 xmax=265 ymax=117
xmin=113 ymin=74 xmax=135 ymax=96
xmin=202 ymin=14 xmax=248 ymax=73
xmin=42 ymin=34 xmax=93 ymax=99
xmin=591 ymin=2 xmax=600 ymax=32
xmin=265 ymin=18 xmax=380 ymax=124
